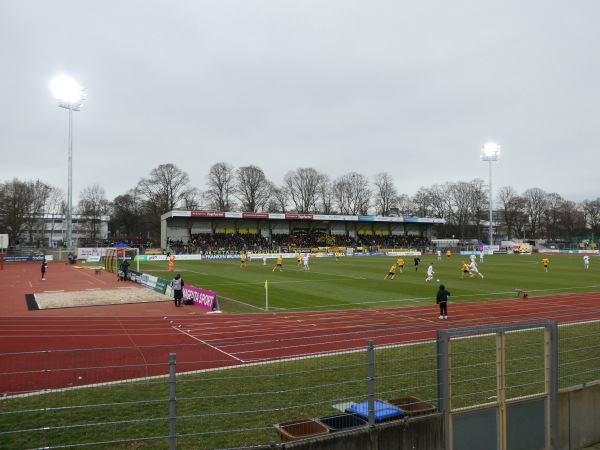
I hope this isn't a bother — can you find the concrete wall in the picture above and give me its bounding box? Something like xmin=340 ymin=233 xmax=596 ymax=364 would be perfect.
xmin=254 ymin=382 xmax=600 ymax=450
xmin=559 ymin=381 xmax=600 ymax=450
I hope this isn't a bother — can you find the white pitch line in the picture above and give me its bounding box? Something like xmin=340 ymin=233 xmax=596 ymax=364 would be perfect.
xmin=173 ymin=327 xmax=245 ymax=362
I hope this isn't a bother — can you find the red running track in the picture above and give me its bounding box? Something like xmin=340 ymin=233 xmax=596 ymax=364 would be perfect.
xmin=1 ymin=262 xmax=599 ymax=395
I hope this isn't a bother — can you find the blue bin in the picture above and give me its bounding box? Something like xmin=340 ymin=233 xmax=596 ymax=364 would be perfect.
xmin=347 ymin=400 xmax=404 ymax=422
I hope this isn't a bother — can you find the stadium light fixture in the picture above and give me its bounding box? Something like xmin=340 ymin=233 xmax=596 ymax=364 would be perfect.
xmin=481 ymin=142 xmax=501 ymax=246
xmin=50 ymin=75 xmax=86 ymax=250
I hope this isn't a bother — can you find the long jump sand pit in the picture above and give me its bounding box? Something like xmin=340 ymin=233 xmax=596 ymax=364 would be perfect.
xmin=34 ymin=288 xmax=170 ymax=309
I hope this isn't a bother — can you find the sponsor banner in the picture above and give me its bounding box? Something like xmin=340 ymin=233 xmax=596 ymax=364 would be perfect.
xmin=78 ymin=248 xmax=109 ymax=258
xmin=5 ymin=255 xmax=48 ymax=262
xmin=171 ymin=210 xmax=191 ymax=217
xmin=182 ymin=285 xmax=216 ymax=310
xmin=386 ymin=251 xmax=422 ymax=257
xmin=203 ymin=254 xmax=240 ymax=260
xmin=285 ymin=213 xmax=314 ymax=220
xmin=137 ymin=255 xmax=168 ymax=261
xmin=351 ymin=252 xmax=388 ymax=257
xmin=145 ymin=248 xmax=163 ymax=254
xmin=137 ymin=254 xmax=203 ymax=261
xmin=242 ymin=212 xmax=269 ymax=219
xmin=166 ymin=254 xmax=202 ymax=261
xmin=192 ymin=211 xmax=226 ymax=218
xmin=154 ymin=278 xmax=169 ymax=294
xmin=493 ymin=250 xmax=508 ymax=254
xmin=86 ymin=256 xmax=101 ymax=262
xmin=140 ymin=273 xmax=158 ymax=290
xmin=129 ymin=270 xmax=143 ymax=284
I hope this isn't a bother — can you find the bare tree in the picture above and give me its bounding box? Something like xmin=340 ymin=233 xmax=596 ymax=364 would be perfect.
xmin=394 ymin=194 xmax=413 ymax=216
xmin=373 ymin=172 xmax=398 ymax=216
xmin=556 ymin=200 xmax=586 ymax=240
xmin=180 ymin=187 xmax=202 ymax=211
xmin=332 ymin=172 xmax=371 ymax=215
xmin=316 ymin=175 xmax=334 ymax=214
xmin=467 ymin=179 xmax=488 ymax=242
xmin=497 ymin=186 xmax=524 ymax=240
xmin=580 ymin=198 xmax=600 ymax=241
xmin=235 ymin=165 xmax=273 ymax=212
xmin=412 ymin=187 xmax=435 ymax=218
xmin=0 ymin=178 xmax=34 ymax=245
xmin=111 ymin=187 xmax=146 ymax=242
xmin=446 ymin=181 xmax=473 ymax=240
xmin=204 ymin=162 xmax=236 ymax=211
xmin=269 ymin=187 xmax=288 ymax=213
xmin=137 ymin=163 xmax=192 ymax=238
xmin=523 ymin=188 xmax=548 ymax=238
xmin=542 ymin=193 xmax=565 ymax=239
xmin=25 ymin=180 xmax=53 ymax=245
xmin=283 ymin=168 xmax=326 ymax=213
xmin=45 ymin=187 xmax=66 ymax=246
xmin=138 ymin=163 xmax=191 ymax=214
xmin=77 ymin=184 xmax=110 ymax=241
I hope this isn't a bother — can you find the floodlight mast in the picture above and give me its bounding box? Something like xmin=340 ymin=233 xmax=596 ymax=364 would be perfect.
xmin=50 ymin=76 xmax=86 ymax=250
xmin=481 ymin=142 xmax=501 ymax=246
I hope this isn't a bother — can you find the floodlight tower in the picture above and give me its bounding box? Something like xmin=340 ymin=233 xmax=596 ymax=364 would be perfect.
xmin=50 ymin=75 xmax=86 ymax=250
xmin=481 ymin=142 xmax=501 ymax=246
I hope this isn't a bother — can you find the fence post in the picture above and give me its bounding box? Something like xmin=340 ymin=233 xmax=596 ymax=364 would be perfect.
xmin=367 ymin=340 xmax=375 ymax=426
xmin=169 ymin=353 xmax=177 ymax=450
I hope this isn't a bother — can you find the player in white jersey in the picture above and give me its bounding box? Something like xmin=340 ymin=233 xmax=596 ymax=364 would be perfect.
xmin=469 ymin=261 xmax=484 ymax=279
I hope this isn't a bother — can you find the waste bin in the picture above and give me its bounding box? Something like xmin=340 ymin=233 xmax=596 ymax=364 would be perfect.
xmin=317 ymin=413 xmax=367 ymax=432
xmin=346 ymin=400 xmax=404 ymax=422
xmin=385 ymin=396 xmax=436 ymax=417
xmin=273 ymin=418 xmax=329 ymax=442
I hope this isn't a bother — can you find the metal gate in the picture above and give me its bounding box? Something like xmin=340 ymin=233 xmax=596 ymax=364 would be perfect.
xmin=437 ymin=320 xmax=558 ymax=450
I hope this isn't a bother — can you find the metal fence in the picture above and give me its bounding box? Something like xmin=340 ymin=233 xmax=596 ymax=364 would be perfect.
xmin=1 ymin=320 xmax=599 ymax=449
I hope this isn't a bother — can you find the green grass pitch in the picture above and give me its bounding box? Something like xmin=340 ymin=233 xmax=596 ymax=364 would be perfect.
xmin=139 ymin=253 xmax=599 ymax=313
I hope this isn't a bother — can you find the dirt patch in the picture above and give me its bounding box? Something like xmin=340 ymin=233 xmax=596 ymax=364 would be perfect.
xmin=35 ymin=288 xmax=170 ymax=309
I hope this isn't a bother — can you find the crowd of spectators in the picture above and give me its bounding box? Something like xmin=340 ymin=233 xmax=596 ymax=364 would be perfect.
xmin=166 ymin=232 xmax=431 ymax=254
xmin=358 ymin=235 xmax=431 ymax=250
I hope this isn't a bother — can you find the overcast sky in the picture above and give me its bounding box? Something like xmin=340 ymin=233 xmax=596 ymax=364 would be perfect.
xmin=1 ymin=1 xmax=599 ymax=207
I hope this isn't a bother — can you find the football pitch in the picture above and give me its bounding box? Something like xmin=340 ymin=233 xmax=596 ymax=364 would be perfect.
xmin=139 ymin=253 xmax=599 ymax=313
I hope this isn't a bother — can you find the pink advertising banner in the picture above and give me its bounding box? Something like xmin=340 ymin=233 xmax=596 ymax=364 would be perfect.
xmin=182 ymin=285 xmax=216 ymax=311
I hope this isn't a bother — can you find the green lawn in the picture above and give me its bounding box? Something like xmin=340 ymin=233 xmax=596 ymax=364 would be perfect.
xmin=140 ymin=253 xmax=599 ymax=313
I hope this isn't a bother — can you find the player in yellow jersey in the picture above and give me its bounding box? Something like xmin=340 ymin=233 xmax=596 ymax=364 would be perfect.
xmin=542 ymin=257 xmax=549 ymax=272
xmin=273 ymin=255 xmax=283 ymax=272
xmin=384 ymin=264 xmax=397 ymax=280
xmin=396 ymin=258 xmax=404 ymax=273
xmin=446 ymin=249 xmax=452 ymax=260
xmin=240 ymin=252 xmax=247 ymax=268
xmin=460 ymin=261 xmax=471 ymax=279
xmin=296 ymin=252 xmax=302 ymax=267
xmin=335 ymin=251 xmax=340 ymax=261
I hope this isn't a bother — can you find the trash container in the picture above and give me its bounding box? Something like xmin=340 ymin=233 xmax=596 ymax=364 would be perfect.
xmin=318 ymin=413 xmax=368 ymax=432
xmin=273 ymin=418 xmax=329 ymax=442
xmin=385 ymin=396 xmax=436 ymax=417
xmin=346 ymin=400 xmax=404 ymax=422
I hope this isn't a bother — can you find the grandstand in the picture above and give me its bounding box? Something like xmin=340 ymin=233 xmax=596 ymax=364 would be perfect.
xmin=160 ymin=210 xmax=445 ymax=253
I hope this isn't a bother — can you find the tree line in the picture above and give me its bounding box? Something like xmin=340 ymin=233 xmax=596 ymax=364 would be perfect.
xmin=1 ymin=162 xmax=599 ymax=247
